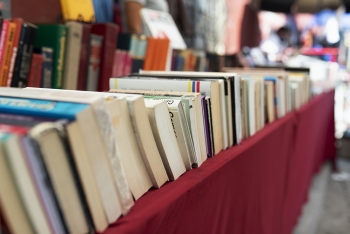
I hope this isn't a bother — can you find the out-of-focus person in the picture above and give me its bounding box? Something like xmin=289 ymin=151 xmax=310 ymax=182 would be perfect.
xmin=120 ymin=0 xmax=169 ymax=34
xmin=260 ymin=26 xmax=291 ymax=62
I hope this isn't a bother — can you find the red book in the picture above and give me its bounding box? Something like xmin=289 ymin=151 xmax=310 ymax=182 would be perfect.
xmin=77 ymin=24 xmax=92 ymax=91
xmin=27 ymin=53 xmax=44 ymax=88
xmin=0 ymin=20 xmax=9 ymax=75
xmin=91 ymin=23 xmax=119 ymax=91
xmin=7 ymin=18 xmax=23 ymax=87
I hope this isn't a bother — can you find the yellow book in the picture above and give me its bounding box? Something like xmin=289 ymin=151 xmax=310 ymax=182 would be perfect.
xmin=60 ymin=0 xmax=95 ymax=22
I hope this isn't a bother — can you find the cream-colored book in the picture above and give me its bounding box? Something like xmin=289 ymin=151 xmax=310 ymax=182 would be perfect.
xmin=30 ymin=123 xmax=89 ymax=234
xmin=63 ymin=22 xmax=83 ymax=90
xmin=0 ymin=133 xmax=50 ymax=234
xmin=66 ymin=122 xmax=108 ymax=232
xmin=0 ymin=135 xmax=34 ymax=234
xmin=144 ymin=99 xmax=186 ymax=180
xmin=110 ymin=89 xmax=204 ymax=166
xmin=265 ymin=81 xmax=275 ymax=123
xmin=105 ymin=92 xmax=169 ymax=188
xmin=105 ymin=97 xmax=153 ymax=199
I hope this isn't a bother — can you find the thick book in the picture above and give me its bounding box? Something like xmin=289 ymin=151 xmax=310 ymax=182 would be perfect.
xmin=110 ymin=77 xmax=222 ymax=155
xmin=29 ymin=122 xmax=93 ymax=234
xmin=11 ymin=0 xmax=63 ymax=24
xmin=0 ymin=134 xmax=34 ymax=234
xmin=91 ymin=23 xmax=119 ymax=91
xmin=11 ymin=22 xmax=37 ymax=88
xmin=86 ymin=34 xmax=102 ymax=91
xmin=63 ymin=22 xmax=83 ymax=90
xmin=107 ymin=92 xmax=169 ymax=188
xmin=144 ymin=99 xmax=186 ymax=180
xmin=0 ymin=128 xmax=52 ymax=234
xmin=144 ymin=97 xmax=193 ymax=170
xmin=7 ymin=18 xmax=24 ymax=87
xmin=0 ymin=21 xmax=16 ymax=86
xmin=60 ymin=0 xmax=95 ymax=22
xmin=103 ymin=96 xmax=153 ymax=199
xmin=33 ymin=47 xmax=54 ymax=88
xmin=27 ymin=53 xmax=44 ymax=88
xmin=77 ymin=24 xmax=92 ymax=91
xmin=0 ymin=90 xmax=123 ymax=224
xmin=34 ymin=24 xmax=67 ymax=89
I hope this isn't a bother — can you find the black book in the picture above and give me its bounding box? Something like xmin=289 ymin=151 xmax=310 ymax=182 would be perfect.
xmin=11 ymin=22 xmax=37 ymax=87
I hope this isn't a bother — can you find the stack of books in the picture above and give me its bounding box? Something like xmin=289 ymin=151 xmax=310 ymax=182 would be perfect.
xmin=0 ymin=68 xmax=312 ymax=233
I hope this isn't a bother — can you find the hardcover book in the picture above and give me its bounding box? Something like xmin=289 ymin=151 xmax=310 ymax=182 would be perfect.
xmin=34 ymin=24 xmax=67 ymax=89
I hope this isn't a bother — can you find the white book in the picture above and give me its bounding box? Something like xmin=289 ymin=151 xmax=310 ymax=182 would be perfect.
xmin=144 ymin=99 xmax=186 ymax=180
xmin=110 ymin=77 xmax=222 ymax=156
xmin=111 ymin=90 xmax=204 ymax=167
xmin=144 ymin=97 xmax=194 ymax=170
xmin=242 ymin=76 xmax=256 ymax=136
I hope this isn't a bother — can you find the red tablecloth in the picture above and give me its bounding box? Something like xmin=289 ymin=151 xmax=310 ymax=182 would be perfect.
xmin=102 ymin=90 xmax=336 ymax=234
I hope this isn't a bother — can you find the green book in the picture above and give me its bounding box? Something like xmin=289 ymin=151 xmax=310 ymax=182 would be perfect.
xmin=34 ymin=24 xmax=67 ymax=89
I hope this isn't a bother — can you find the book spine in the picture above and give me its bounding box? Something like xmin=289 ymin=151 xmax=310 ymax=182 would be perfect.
xmin=77 ymin=25 xmax=91 ymax=91
xmin=92 ymin=99 xmax=134 ymax=214
xmin=0 ymin=22 xmax=16 ymax=86
xmin=0 ymin=20 xmax=9 ymax=79
xmin=7 ymin=18 xmax=23 ymax=87
xmin=112 ymin=50 xmax=118 ymax=77
xmin=27 ymin=54 xmax=44 ymax=88
xmin=86 ymin=35 xmax=102 ymax=91
xmin=11 ymin=23 xmax=27 ymax=87
xmin=63 ymin=22 xmax=82 ymax=90
xmin=98 ymin=26 xmax=118 ymax=91
xmin=41 ymin=48 xmax=54 ymax=88
xmin=54 ymin=28 xmax=67 ymax=89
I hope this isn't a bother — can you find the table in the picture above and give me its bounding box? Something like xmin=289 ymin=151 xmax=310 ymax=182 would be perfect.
xmin=102 ymin=90 xmax=336 ymax=234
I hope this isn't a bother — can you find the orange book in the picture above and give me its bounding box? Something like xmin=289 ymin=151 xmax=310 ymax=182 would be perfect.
xmin=157 ymin=38 xmax=170 ymax=71
xmin=7 ymin=18 xmax=23 ymax=87
xmin=0 ymin=22 xmax=16 ymax=86
xmin=143 ymin=37 xmax=155 ymax=70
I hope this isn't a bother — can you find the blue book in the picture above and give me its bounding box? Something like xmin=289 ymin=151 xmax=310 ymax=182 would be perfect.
xmin=0 ymin=96 xmax=89 ymax=120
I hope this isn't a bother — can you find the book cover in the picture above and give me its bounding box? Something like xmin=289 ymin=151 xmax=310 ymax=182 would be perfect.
xmin=0 ymin=21 xmax=16 ymax=86
xmin=7 ymin=18 xmax=23 ymax=87
xmin=34 ymin=47 xmax=54 ymax=88
xmin=60 ymin=0 xmax=95 ymax=22
xmin=11 ymin=22 xmax=37 ymax=88
xmin=77 ymin=23 xmax=92 ymax=91
xmin=34 ymin=24 xmax=67 ymax=89
xmin=27 ymin=53 xmax=44 ymax=88
xmin=63 ymin=22 xmax=83 ymax=90
xmin=86 ymin=34 xmax=102 ymax=91
xmin=91 ymin=23 xmax=119 ymax=91
xmin=0 ymin=134 xmax=34 ymax=234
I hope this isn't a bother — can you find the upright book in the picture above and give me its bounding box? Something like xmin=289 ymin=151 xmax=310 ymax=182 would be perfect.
xmin=11 ymin=22 xmax=37 ymax=87
xmin=91 ymin=23 xmax=119 ymax=91
xmin=34 ymin=24 xmax=67 ymax=89
xmin=63 ymin=22 xmax=83 ymax=90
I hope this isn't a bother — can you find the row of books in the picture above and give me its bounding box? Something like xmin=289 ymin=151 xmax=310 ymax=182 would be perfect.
xmin=0 ymin=68 xmax=311 ymax=234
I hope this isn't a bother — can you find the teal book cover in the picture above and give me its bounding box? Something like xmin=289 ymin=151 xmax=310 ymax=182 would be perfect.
xmin=0 ymin=96 xmax=88 ymax=120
